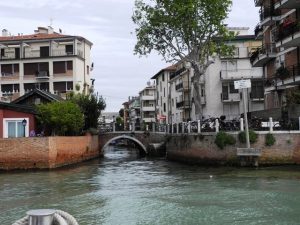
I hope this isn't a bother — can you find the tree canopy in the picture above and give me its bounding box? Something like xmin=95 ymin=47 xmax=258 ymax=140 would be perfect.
xmin=68 ymin=92 xmax=106 ymax=130
xmin=132 ymin=0 xmax=234 ymax=119
xmin=36 ymin=101 xmax=84 ymax=136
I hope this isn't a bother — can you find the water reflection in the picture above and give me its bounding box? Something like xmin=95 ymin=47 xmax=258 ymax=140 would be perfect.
xmin=1 ymin=146 xmax=300 ymax=225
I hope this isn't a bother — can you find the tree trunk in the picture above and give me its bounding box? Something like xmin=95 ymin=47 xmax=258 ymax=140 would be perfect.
xmin=191 ymin=62 xmax=204 ymax=121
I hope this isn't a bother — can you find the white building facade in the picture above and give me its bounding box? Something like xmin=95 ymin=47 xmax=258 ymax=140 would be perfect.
xmin=194 ymin=28 xmax=264 ymax=120
xmin=0 ymin=26 xmax=93 ymax=102
xmin=139 ymin=85 xmax=156 ymax=126
xmin=151 ymin=65 xmax=175 ymax=124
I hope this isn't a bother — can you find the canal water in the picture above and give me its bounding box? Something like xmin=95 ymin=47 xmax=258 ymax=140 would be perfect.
xmin=1 ymin=146 xmax=300 ymax=225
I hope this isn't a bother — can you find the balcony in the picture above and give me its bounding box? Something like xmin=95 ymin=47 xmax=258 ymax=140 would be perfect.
xmin=170 ymin=67 xmax=187 ymax=80
xmin=275 ymin=0 xmax=300 ymax=9
xmin=254 ymin=24 xmax=263 ymax=39
xmin=275 ymin=21 xmax=300 ymax=48
xmin=175 ymin=82 xmax=189 ymax=92
xmin=141 ymin=95 xmax=155 ymax=101
xmin=36 ymin=71 xmax=49 ymax=80
xmin=1 ymin=72 xmax=19 ymax=81
xmin=265 ymin=64 xmax=300 ymax=90
xmin=259 ymin=6 xmax=281 ymax=26
xmin=250 ymin=92 xmax=264 ymax=101
xmin=250 ymin=44 xmax=277 ymax=67
xmin=143 ymin=117 xmax=155 ymax=123
xmin=254 ymin=0 xmax=263 ymax=7
xmin=176 ymin=101 xmax=191 ymax=109
xmin=221 ymin=93 xmax=241 ymax=102
xmin=220 ymin=68 xmax=263 ymax=81
xmin=142 ymin=106 xmax=155 ymax=111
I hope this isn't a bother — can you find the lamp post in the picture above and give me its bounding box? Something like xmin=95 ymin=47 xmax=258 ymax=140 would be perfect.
xmin=22 ymin=119 xmax=27 ymax=137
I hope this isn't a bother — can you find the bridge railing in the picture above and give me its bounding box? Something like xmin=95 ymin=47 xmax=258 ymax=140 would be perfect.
xmin=101 ymin=117 xmax=300 ymax=134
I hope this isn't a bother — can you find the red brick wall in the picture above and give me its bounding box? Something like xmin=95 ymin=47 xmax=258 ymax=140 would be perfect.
xmin=0 ymin=135 xmax=101 ymax=170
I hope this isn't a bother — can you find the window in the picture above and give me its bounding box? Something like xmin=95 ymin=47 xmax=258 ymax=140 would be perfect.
xmin=1 ymin=64 xmax=19 ymax=76
xmin=4 ymin=118 xmax=28 ymax=138
xmin=160 ymin=81 xmax=162 ymax=92
xmin=229 ymin=82 xmax=238 ymax=93
xmin=65 ymin=45 xmax=74 ymax=54
xmin=172 ymin=99 xmax=174 ymax=107
xmin=221 ymin=60 xmax=237 ymax=71
xmin=164 ymin=88 xmax=165 ymax=97
xmin=163 ymin=103 xmax=166 ymax=112
xmin=251 ymin=81 xmax=264 ymax=98
xmin=40 ymin=46 xmax=49 ymax=57
xmin=162 ymin=73 xmax=165 ymax=81
xmin=87 ymin=65 xmax=89 ymax=75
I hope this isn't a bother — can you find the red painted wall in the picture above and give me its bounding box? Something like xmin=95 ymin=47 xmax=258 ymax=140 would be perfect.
xmin=0 ymin=109 xmax=36 ymax=138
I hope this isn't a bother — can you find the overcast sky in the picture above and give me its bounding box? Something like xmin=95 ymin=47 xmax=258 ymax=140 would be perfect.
xmin=0 ymin=0 xmax=259 ymax=112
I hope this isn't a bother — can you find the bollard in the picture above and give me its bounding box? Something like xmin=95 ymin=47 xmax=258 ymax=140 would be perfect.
xmin=269 ymin=117 xmax=273 ymax=133
xmin=146 ymin=124 xmax=149 ymax=131
xmin=198 ymin=120 xmax=201 ymax=133
xmin=113 ymin=122 xmax=116 ymax=132
xmin=27 ymin=209 xmax=55 ymax=225
xmin=240 ymin=118 xmax=244 ymax=131
xmin=188 ymin=121 xmax=191 ymax=133
xmin=215 ymin=119 xmax=219 ymax=133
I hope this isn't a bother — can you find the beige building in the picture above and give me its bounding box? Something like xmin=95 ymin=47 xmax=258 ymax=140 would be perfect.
xmin=139 ymin=84 xmax=156 ymax=126
xmin=252 ymin=0 xmax=300 ymax=109
xmin=0 ymin=26 xmax=93 ymax=102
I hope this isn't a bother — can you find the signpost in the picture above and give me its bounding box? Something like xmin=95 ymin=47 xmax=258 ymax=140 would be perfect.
xmin=234 ymin=79 xmax=261 ymax=166
xmin=234 ymin=79 xmax=251 ymax=149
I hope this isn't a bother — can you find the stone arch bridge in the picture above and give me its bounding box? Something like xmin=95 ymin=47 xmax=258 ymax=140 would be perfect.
xmin=99 ymin=132 xmax=166 ymax=156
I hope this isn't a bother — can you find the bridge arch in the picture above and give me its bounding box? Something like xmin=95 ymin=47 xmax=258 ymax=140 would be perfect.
xmin=102 ymin=135 xmax=147 ymax=154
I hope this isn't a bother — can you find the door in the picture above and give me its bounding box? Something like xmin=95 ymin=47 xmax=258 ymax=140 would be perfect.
xmin=15 ymin=48 xmax=20 ymax=59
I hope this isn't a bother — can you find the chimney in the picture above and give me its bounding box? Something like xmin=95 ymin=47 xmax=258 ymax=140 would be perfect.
xmin=48 ymin=26 xmax=54 ymax=34
xmin=2 ymin=29 xmax=8 ymax=37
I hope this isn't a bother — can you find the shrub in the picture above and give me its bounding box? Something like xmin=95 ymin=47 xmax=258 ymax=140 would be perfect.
xmin=265 ymin=133 xmax=276 ymax=146
xmin=215 ymin=131 xmax=236 ymax=149
xmin=238 ymin=130 xmax=258 ymax=144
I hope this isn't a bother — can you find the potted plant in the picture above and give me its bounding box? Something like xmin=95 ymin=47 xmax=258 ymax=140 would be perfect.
xmin=276 ymin=66 xmax=289 ymax=80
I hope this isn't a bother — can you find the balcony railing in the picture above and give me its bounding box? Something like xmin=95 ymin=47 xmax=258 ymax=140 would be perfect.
xmin=170 ymin=67 xmax=186 ymax=80
xmin=36 ymin=71 xmax=49 ymax=79
xmin=250 ymin=43 xmax=277 ymax=65
xmin=0 ymin=49 xmax=83 ymax=61
xmin=254 ymin=24 xmax=263 ymax=38
xmin=275 ymin=21 xmax=300 ymax=42
xmin=176 ymin=101 xmax=191 ymax=109
xmin=259 ymin=6 xmax=280 ymax=23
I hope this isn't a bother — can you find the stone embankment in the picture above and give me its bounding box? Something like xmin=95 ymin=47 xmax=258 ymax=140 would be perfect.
xmin=0 ymin=134 xmax=101 ymax=170
xmin=166 ymin=132 xmax=300 ymax=166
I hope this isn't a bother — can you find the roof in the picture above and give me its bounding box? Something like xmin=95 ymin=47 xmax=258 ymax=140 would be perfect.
xmin=0 ymin=102 xmax=36 ymax=114
xmin=0 ymin=33 xmax=93 ymax=46
xmin=12 ymin=89 xmax=64 ymax=104
xmin=151 ymin=65 xmax=177 ymax=79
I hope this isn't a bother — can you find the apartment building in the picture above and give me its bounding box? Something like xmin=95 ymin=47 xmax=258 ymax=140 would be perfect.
xmin=168 ymin=62 xmax=195 ymax=123
xmin=198 ymin=28 xmax=264 ymax=120
xmin=127 ymin=96 xmax=141 ymax=130
xmin=0 ymin=26 xmax=93 ymax=102
xmin=166 ymin=28 xmax=264 ymax=122
xmin=252 ymin=0 xmax=300 ymax=109
xmin=139 ymin=84 xmax=156 ymax=126
xmin=151 ymin=65 xmax=176 ymax=124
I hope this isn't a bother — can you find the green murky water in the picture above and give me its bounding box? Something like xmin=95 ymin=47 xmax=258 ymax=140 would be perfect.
xmin=1 ymin=146 xmax=300 ymax=225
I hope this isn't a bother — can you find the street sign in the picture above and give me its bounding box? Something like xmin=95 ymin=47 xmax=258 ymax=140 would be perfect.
xmin=234 ymin=79 xmax=251 ymax=89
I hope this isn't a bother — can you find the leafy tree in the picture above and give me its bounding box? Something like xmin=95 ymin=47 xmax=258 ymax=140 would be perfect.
xmin=68 ymin=92 xmax=106 ymax=130
xmin=119 ymin=108 xmax=124 ymax=118
xmin=36 ymin=101 xmax=84 ymax=136
xmin=132 ymin=0 xmax=234 ymax=119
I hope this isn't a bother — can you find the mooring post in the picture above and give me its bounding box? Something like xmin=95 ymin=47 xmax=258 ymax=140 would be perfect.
xmin=269 ymin=117 xmax=273 ymax=133
xmin=188 ymin=121 xmax=191 ymax=133
xmin=215 ymin=119 xmax=219 ymax=133
xmin=197 ymin=120 xmax=201 ymax=133
xmin=27 ymin=209 xmax=55 ymax=225
xmin=240 ymin=118 xmax=244 ymax=131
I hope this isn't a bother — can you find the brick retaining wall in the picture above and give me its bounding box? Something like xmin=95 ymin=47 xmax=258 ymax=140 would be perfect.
xmin=0 ymin=135 xmax=101 ymax=170
xmin=166 ymin=133 xmax=300 ymax=166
